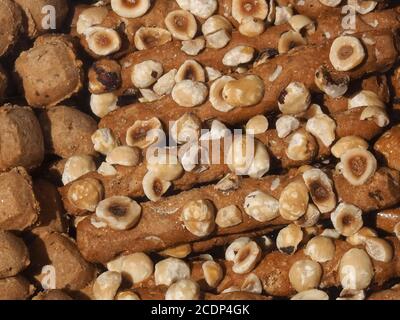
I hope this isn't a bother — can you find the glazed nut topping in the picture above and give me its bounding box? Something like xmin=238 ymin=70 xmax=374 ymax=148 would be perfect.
xmin=318 ymin=0 xmax=342 ymax=7
xmin=278 ymin=82 xmax=311 ymax=115
xmin=289 ymin=260 xmax=322 ymax=293
xmin=305 ymin=236 xmax=336 ymax=263
xmin=176 ymin=60 xmax=206 ymax=83
xmin=288 ymin=15 xmax=315 ymax=35
xmin=62 ymin=155 xmax=96 ymax=185
xmin=134 ymin=27 xmax=172 ymax=51
xmin=165 ymin=279 xmax=200 ymax=300
xmin=142 ymin=171 xmax=171 ymax=202
xmin=232 ymin=240 xmax=262 ymax=274
xmin=90 ymin=92 xmax=119 ymax=118
xmin=202 ymin=260 xmax=224 ymax=288
xmin=276 ymin=224 xmax=303 ymax=255
xmin=329 ymin=36 xmax=366 ymax=71
xmin=93 ymin=271 xmax=122 ymax=300
xmin=346 ymin=227 xmax=378 ymax=246
xmin=276 ymin=115 xmax=300 ymax=138
xmin=279 ymin=180 xmax=309 ymax=221
xmin=126 ymin=117 xmax=163 ymax=149
xmin=222 ymin=75 xmax=265 ymax=108
xmin=177 ymin=0 xmax=218 ymax=19
xmin=340 ymin=148 xmax=377 ymax=186
xmin=295 ymin=204 xmax=321 ymax=228
xmin=210 ymin=76 xmax=236 ymax=112
xmin=95 ymin=196 xmax=142 ymax=230
xmin=108 ymin=252 xmax=154 ymax=284
xmin=171 ymin=113 xmax=202 ymax=144
xmin=302 ymin=168 xmax=337 ymax=213
xmin=315 ymin=65 xmax=350 ymax=98
xmin=306 ymin=114 xmax=336 ymax=147
xmin=339 ymin=248 xmax=374 ymax=290
xmin=246 ymin=115 xmax=269 ymax=134
xmin=111 ymin=0 xmax=151 ymax=18
xmin=146 ymin=149 xmax=184 ymax=181
xmin=165 ymin=10 xmax=197 ymax=41
xmin=116 ymin=291 xmax=140 ymax=300
xmin=225 ymin=237 xmax=250 ymax=261
xmin=76 ymin=6 xmax=108 ymax=35
xmin=182 ymin=199 xmax=216 ymax=237
xmin=161 ymin=244 xmax=192 ymax=259
xmin=181 ymin=37 xmax=206 ymax=56
xmin=241 ymin=273 xmax=262 ymax=294
xmin=291 ymin=289 xmax=329 ymax=300
xmin=360 ymin=106 xmax=389 ymax=128
xmin=348 ymin=90 xmax=385 ymax=109
xmin=365 ymin=237 xmax=393 ymax=262
xmin=154 ymin=257 xmax=191 ymax=286
xmin=238 ymin=17 xmax=265 ymax=37
xmin=68 ymin=178 xmax=104 ymax=212
xmin=278 ymin=30 xmax=307 ymax=54
xmin=232 ymin=0 xmax=269 ymax=23
xmin=131 ymin=60 xmax=163 ymax=89
xmin=91 ymin=128 xmax=119 ymax=155
xmin=331 ymin=203 xmax=363 ymax=237
xmin=85 ymin=27 xmax=122 ymax=56
xmin=244 ymin=190 xmax=279 ymax=222
xmin=106 ymin=146 xmax=141 ymax=167
xmin=222 ymin=46 xmax=256 ymax=67
xmin=331 ymin=136 xmax=368 ymax=158
xmin=172 ymin=80 xmax=208 ymax=107
xmin=215 ymin=205 xmax=243 ymax=228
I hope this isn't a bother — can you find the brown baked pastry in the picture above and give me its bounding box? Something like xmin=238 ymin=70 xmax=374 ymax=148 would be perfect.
xmin=368 ymin=285 xmax=400 ymax=300
xmin=0 ymin=231 xmax=30 ymax=278
xmin=0 ymin=276 xmax=33 ymax=300
xmin=0 ymin=0 xmax=23 ymax=57
xmin=32 ymin=289 xmax=73 ymax=300
xmin=374 ymin=125 xmax=400 ymax=171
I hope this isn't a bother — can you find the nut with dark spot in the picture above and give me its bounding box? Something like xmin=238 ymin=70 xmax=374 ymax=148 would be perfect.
xmin=89 ymin=59 xmax=122 ymax=94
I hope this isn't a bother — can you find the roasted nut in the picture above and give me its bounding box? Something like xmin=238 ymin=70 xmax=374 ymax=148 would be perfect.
xmin=172 ymin=80 xmax=208 ymax=107
xmin=346 ymin=227 xmax=378 ymax=246
xmin=289 ymin=260 xmax=322 ymax=292
xmin=360 ymin=106 xmax=389 ymax=128
xmin=166 ymin=279 xmax=200 ymax=300
xmin=241 ymin=273 xmax=262 ymax=294
xmin=215 ymin=205 xmax=243 ymax=228
xmin=278 ymin=30 xmax=307 ymax=54
xmin=291 ymin=289 xmax=329 ymax=300
xmin=305 ymin=236 xmax=335 ymax=263
xmin=142 ymin=171 xmax=171 ymax=202
xmin=0 ymin=231 xmax=29 ymax=278
xmin=205 ymin=28 xmax=231 ymax=49
xmin=107 ymin=252 xmax=154 ymax=284
xmin=295 ymin=204 xmax=321 ymax=228
xmin=165 ymin=10 xmax=197 ymax=40
xmin=306 ymin=114 xmax=336 ymax=147
xmin=181 ymin=37 xmax=206 ymax=56
xmin=85 ymin=27 xmax=122 ymax=56
xmin=171 ymin=113 xmax=202 ymax=144
xmin=139 ymin=87 xmax=161 ymax=103
xmin=202 ymin=15 xmax=232 ymax=40
xmin=222 ymin=75 xmax=264 ymax=108
xmin=131 ymin=60 xmax=163 ymax=89
xmin=89 ymin=59 xmax=122 ymax=94
xmin=302 ymin=168 xmax=336 ymax=213
xmin=246 ymin=115 xmax=269 ymax=134
xmin=365 ymin=237 xmax=393 ymax=262
xmin=116 ymin=291 xmax=140 ymax=300
xmin=93 ymin=271 xmax=121 ymax=300
xmin=106 ymin=146 xmax=141 ymax=167
xmin=276 ymin=224 xmax=303 ymax=255
xmin=177 ymin=0 xmax=218 ymax=19
xmin=77 ymin=6 xmax=108 ymax=35
xmin=91 ymin=128 xmax=119 ymax=155
xmin=209 ymin=76 xmax=236 ymax=112
xmin=331 ymin=136 xmax=368 ymax=158
xmin=182 ymin=199 xmax=216 ymax=237
xmin=232 ymin=241 xmax=261 ymax=274
xmin=215 ymin=173 xmax=240 ymax=192
xmin=90 ymin=92 xmax=119 ymax=118
xmin=126 ymin=117 xmax=163 ymax=149
xmin=289 ymin=15 xmax=315 ymax=34
xmin=314 ymin=65 xmax=350 ymax=98
xmin=160 ymin=244 xmax=192 ymax=259
xmin=134 ymin=27 xmax=172 ymax=50
xmin=274 ymin=5 xmax=293 ymax=25
xmin=225 ymin=237 xmax=250 ymax=261
xmin=337 ymin=288 xmax=365 ymax=300
xmin=96 ymin=196 xmax=141 ymax=230
xmin=238 ymin=17 xmax=265 ymax=37
xmin=147 ymin=148 xmax=184 ymax=181
xmin=276 ymin=115 xmax=300 ymax=138
xmin=222 ymin=46 xmax=256 ymax=67
xmin=98 ymin=162 xmax=117 ymax=176
xmin=348 ymin=0 xmax=377 ymax=14
xmin=154 ymin=69 xmax=177 ymax=96
xmin=232 ymin=0 xmax=269 ymax=23
xmin=68 ymin=178 xmax=104 ymax=212
xmin=286 ymin=129 xmax=317 ymax=162
xmin=279 ymin=180 xmax=309 ymax=221
xmin=329 ymin=36 xmax=365 ymax=71
xmin=175 ymin=60 xmax=206 ymax=82
xmin=331 ymin=203 xmax=363 ymax=236
xmin=320 ymin=228 xmax=341 ymax=239
xmin=340 ymin=148 xmax=377 ymax=186
xmin=200 ymin=119 xmax=230 ymax=141
xmin=154 ymin=258 xmax=190 ymax=286
xmin=202 ymin=261 xmax=223 ymax=288
xmin=62 ymin=155 xmax=96 ymax=185
xmin=111 ymin=0 xmax=151 ymax=18
xmin=339 ymin=248 xmax=374 ymax=290
xmin=178 ymin=142 xmax=209 ymax=172
xmin=348 ymin=90 xmax=385 ymax=109
xmin=244 ymin=190 xmax=279 ymax=222
xmin=318 ymin=0 xmax=341 ymax=6
xmin=278 ymin=82 xmax=311 ymax=115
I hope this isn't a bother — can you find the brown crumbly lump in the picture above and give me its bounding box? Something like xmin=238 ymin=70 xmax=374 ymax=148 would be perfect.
xmin=0 ymin=231 xmax=30 ymax=278
xmin=0 ymin=276 xmax=33 ymax=300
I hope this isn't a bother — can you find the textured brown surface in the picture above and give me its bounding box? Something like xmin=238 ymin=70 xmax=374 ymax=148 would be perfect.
xmin=374 ymin=125 xmax=400 ymax=171
xmin=0 ymin=0 xmax=23 ymax=57
xmin=376 ymin=208 xmax=400 ymax=233
xmin=0 ymin=231 xmax=29 ymax=279
xmin=368 ymin=285 xmax=400 ymax=300
xmin=0 ymin=275 xmax=33 ymax=300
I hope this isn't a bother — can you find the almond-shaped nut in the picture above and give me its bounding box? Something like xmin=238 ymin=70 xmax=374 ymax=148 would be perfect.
xmin=77 ymin=6 xmax=108 ymax=35
xmin=106 ymin=146 xmax=141 ymax=167
xmin=96 ymin=196 xmax=142 ymax=230
xmin=246 ymin=115 xmax=269 ymax=134
xmin=346 ymin=227 xmax=377 ymax=246
xmin=329 ymin=35 xmax=365 ymax=71
xmin=90 ymin=92 xmax=119 ymax=118
xmin=171 ymin=113 xmax=202 ymax=144
xmin=306 ymin=114 xmax=336 ymax=147
xmin=62 ymin=155 xmax=96 ymax=185
xmin=279 ymin=180 xmax=309 ymax=221
xmin=289 ymin=15 xmax=315 ymax=34
xmin=365 ymin=237 xmax=393 ymax=262
xmin=331 ymin=136 xmax=368 ymax=158
xmin=244 ymin=190 xmax=279 ymax=222
xmin=202 ymin=260 xmax=223 ymax=288
xmin=222 ymin=75 xmax=264 ymax=108
xmin=291 ymin=289 xmax=329 ymax=300
xmin=93 ymin=271 xmax=121 ymax=300
xmin=209 ymin=76 xmax=235 ymax=112
xmin=285 ymin=129 xmax=317 ymax=162
xmin=91 ymin=128 xmax=119 ymax=155
xmin=315 ymin=65 xmax=350 ymax=98
xmin=222 ymin=46 xmax=256 ymax=67
xmin=215 ymin=205 xmax=243 ymax=228
xmin=182 ymin=199 xmax=215 ymax=237
xmin=172 ymin=80 xmax=208 ymax=107
xmin=85 ymin=27 xmax=122 ymax=56
xmin=238 ymin=17 xmax=265 ymax=37
xmin=175 ymin=60 xmax=205 ymax=82
xmin=274 ymin=5 xmax=293 ymax=25
xmin=295 ymin=204 xmax=321 ymax=228
xmin=154 ymin=258 xmax=190 ymax=286
xmin=126 ymin=117 xmax=163 ymax=149
xmin=165 ymin=10 xmax=197 ymax=41
xmin=134 ymin=27 xmax=172 ymax=50
xmin=289 ymin=260 xmax=322 ymax=293
xmin=331 ymin=203 xmax=363 ymax=236
xmin=339 ymin=248 xmax=374 ymax=290
xmin=348 ymin=90 xmax=385 ymax=109
xmin=278 ymin=30 xmax=307 ymax=54
xmin=68 ymin=178 xmax=104 ymax=212
xmin=147 ymin=148 xmax=184 ymax=181
xmin=232 ymin=0 xmax=269 ymax=23
xmin=360 ymin=106 xmax=389 ymax=128
xmin=181 ymin=37 xmax=206 ymax=56
xmin=278 ymin=82 xmax=311 ymax=114
xmin=340 ymin=148 xmax=377 ymax=186
xmin=276 ymin=115 xmax=300 ymax=138
xmin=318 ymin=0 xmax=342 ymax=7
xmin=276 ymin=224 xmax=303 ymax=255
xmin=232 ymin=241 xmax=261 ymax=274
xmin=241 ymin=273 xmax=262 ymax=294
xmin=142 ymin=171 xmax=171 ymax=202
xmin=305 ymin=236 xmax=335 ymax=263
xmin=111 ymin=0 xmax=151 ymax=18
xmin=131 ymin=60 xmax=163 ymax=89
xmin=165 ymin=279 xmax=200 ymax=300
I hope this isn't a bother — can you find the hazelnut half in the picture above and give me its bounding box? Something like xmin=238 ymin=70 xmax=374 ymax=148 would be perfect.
xmin=278 ymin=82 xmax=311 ymax=115
xmin=329 ymin=35 xmax=365 ymax=71
xmin=165 ymin=10 xmax=197 ymax=41
xmin=181 ymin=199 xmax=216 ymax=237
xmin=134 ymin=27 xmax=172 ymax=51
xmin=340 ymin=148 xmax=377 ymax=186
xmin=314 ymin=65 xmax=350 ymax=98
xmin=276 ymin=224 xmax=304 ymax=255
xmin=111 ymin=0 xmax=151 ymax=18
xmin=331 ymin=203 xmax=363 ymax=237
xmin=339 ymin=248 xmax=374 ymax=290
